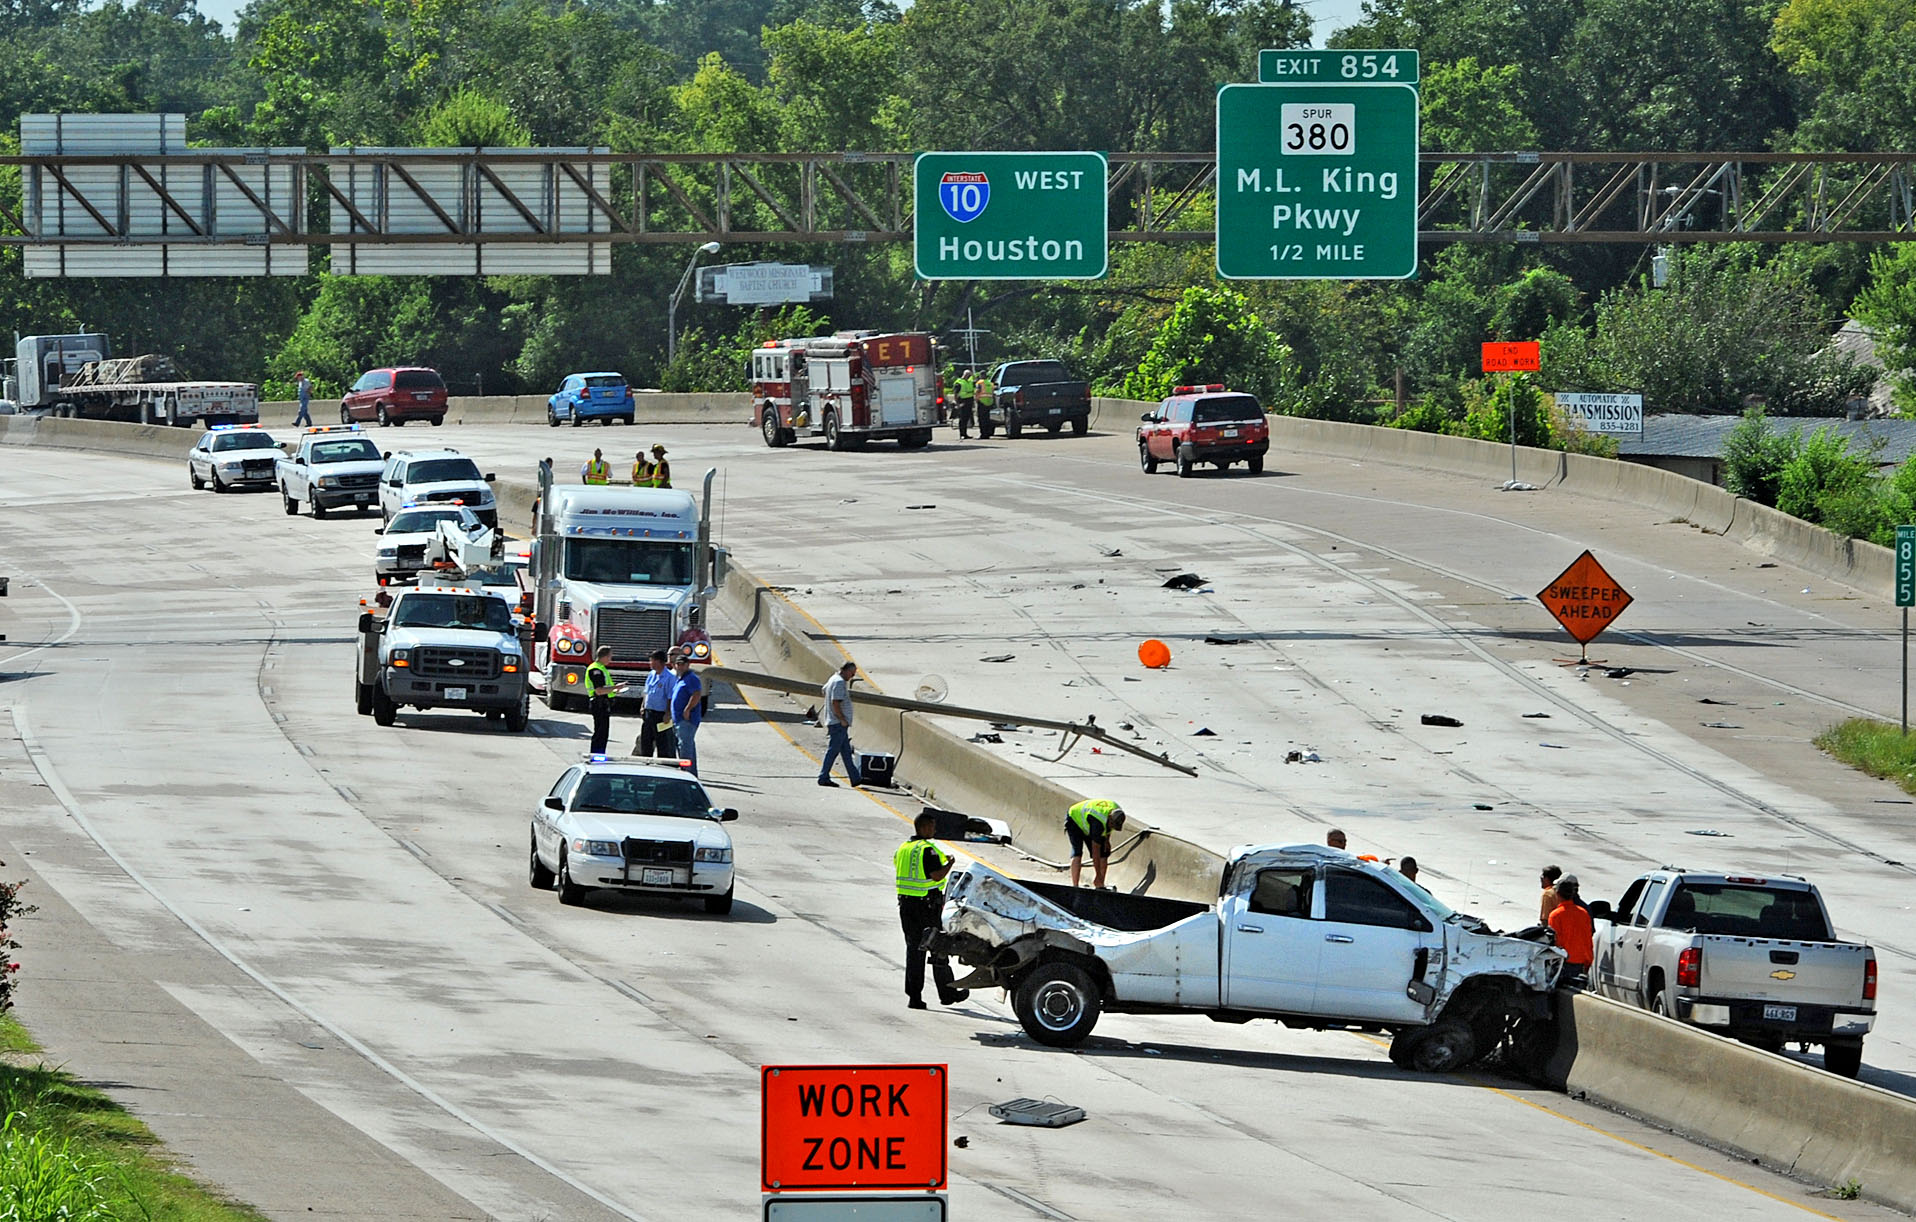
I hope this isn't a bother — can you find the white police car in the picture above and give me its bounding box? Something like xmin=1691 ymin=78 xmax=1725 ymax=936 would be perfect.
xmin=374 ymin=502 xmax=484 ymax=583
xmin=530 ymin=756 xmax=738 ymax=914
xmin=188 ymin=424 xmax=279 ymax=492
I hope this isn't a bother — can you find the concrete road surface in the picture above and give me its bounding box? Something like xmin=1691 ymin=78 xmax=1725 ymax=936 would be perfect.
xmin=0 ymin=434 xmax=1904 ymax=1220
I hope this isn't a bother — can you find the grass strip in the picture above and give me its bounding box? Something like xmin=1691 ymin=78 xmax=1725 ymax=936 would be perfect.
xmin=0 ymin=1013 xmax=267 ymax=1221
xmin=1814 ymin=717 xmax=1916 ymax=797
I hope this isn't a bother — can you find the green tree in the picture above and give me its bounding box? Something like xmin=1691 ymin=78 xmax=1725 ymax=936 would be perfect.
xmin=1419 ymin=57 xmax=1537 ymax=152
xmin=1852 ymin=245 xmax=1916 ymax=411
xmin=1457 ymin=373 xmax=1550 ymax=445
xmin=1118 ymin=286 xmax=1297 ymax=405
xmin=1720 ymin=408 xmax=1803 ymax=505
xmin=1775 ymin=426 xmax=1878 ymax=525
xmin=1773 ymin=0 xmax=1916 ymax=150
xmin=416 ymin=86 xmax=531 ymax=146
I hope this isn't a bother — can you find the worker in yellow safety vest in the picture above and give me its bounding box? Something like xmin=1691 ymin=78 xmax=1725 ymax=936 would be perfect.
xmin=586 ymin=645 xmax=618 ymax=754
xmin=631 ymin=450 xmax=653 ymax=486
xmin=582 ymin=449 xmax=610 ymax=484
xmin=894 ymin=811 xmax=968 ymax=1010
xmin=973 ymin=372 xmax=995 ymax=435
xmin=1065 ymin=798 xmax=1127 ymax=889
xmin=649 ymin=444 xmax=672 ymax=488
xmin=951 ymin=369 xmax=975 ymax=439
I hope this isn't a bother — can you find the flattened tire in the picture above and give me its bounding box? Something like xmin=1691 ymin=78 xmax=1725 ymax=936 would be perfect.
xmin=1824 ymin=1040 xmax=1863 ymax=1078
xmin=529 ymin=833 xmax=555 ymax=889
xmin=1013 ymin=961 xmax=1102 ymax=1047
xmin=1391 ymin=1018 xmax=1477 ymax=1073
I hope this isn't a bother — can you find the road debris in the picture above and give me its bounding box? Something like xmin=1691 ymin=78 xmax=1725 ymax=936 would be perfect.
xmin=1205 ymin=635 xmax=1248 ymax=645
xmin=1138 ymin=639 xmax=1172 ymax=668
xmin=1701 ymin=721 xmax=1743 ymax=729
xmin=969 ymin=732 xmax=1004 ymax=744
xmin=1687 ymin=828 xmax=1731 ymax=837
xmin=1192 ymin=727 xmax=1217 ymax=737
xmin=1099 ymin=546 xmax=1123 ymax=557
xmin=1522 ymin=712 xmax=1551 ymax=719
xmin=1539 ymin=742 xmax=1567 ymax=749
xmin=1162 ymin=573 xmax=1208 ymax=590
xmin=906 ymin=503 xmax=937 ymax=510
xmin=1421 ymin=714 xmax=1464 ymax=727
xmin=980 ymin=654 xmax=1015 ymax=663
xmin=989 ymin=1098 xmax=1086 ymax=1128
xmin=1284 ymin=748 xmax=1321 ymax=763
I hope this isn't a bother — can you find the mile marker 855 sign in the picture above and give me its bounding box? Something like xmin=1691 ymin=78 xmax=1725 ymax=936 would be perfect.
xmin=914 ymin=151 xmax=1107 ymax=281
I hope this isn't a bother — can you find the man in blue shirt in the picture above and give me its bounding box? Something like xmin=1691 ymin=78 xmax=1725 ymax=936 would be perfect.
xmin=669 ymin=651 xmax=706 ymax=775
xmin=636 ymin=649 xmax=677 ymax=758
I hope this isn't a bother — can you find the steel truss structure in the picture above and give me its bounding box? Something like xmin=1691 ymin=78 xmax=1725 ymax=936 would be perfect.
xmin=3 ymin=150 xmax=1914 ymax=252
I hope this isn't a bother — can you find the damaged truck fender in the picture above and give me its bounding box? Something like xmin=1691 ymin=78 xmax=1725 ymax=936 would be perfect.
xmin=934 ymin=845 xmax=1565 ymax=1070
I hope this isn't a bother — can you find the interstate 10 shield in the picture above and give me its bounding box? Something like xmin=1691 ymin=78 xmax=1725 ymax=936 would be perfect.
xmin=939 ymin=172 xmax=990 ymax=223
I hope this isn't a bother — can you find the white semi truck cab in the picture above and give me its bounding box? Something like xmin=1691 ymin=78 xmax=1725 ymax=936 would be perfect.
xmin=531 ymin=459 xmax=726 ymax=710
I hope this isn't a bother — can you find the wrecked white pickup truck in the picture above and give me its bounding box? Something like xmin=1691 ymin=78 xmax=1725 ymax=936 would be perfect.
xmin=934 ymin=845 xmax=1565 ymax=1071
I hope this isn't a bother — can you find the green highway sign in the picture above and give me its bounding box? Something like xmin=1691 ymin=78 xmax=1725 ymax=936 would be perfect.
xmin=1216 ymin=82 xmax=1420 ymax=281
xmin=1259 ymin=48 xmax=1419 ymax=84
xmin=1898 ymin=525 xmax=1916 ymax=607
xmin=913 ymin=151 xmax=1107 ymax=281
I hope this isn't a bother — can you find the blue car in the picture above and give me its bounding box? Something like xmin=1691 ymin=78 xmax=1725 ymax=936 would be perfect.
xmin=549 ymin=372 xmax=635 ymax=427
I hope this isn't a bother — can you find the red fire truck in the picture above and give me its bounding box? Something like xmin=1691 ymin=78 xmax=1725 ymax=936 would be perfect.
xmin=751 ymin=331 xmax=942 ymax=451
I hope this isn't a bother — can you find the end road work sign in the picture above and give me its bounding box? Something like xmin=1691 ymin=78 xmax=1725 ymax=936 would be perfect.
xmin=1538 ymin=550 xmax=1633 ymax=645
xmin=914 ymin=152 xmax=1107 ymax=281
xmin=762 ymin=1064 xmax=947 ymax=1192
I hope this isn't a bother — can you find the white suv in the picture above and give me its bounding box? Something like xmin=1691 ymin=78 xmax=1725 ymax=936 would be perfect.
xmin=378 ymin=448 xmax=497 ymax=527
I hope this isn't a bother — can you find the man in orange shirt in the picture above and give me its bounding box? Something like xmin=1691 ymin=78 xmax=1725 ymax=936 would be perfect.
xmin=1547 ymin=874 xmax=1593 ymax=988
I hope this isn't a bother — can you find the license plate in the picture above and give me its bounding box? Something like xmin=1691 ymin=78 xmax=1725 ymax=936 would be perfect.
xmin=642 ymin=868 xmax=674 ymax=886
xmin=356 ymin=492 xmax=371 ymax=502
xmin=1763 ymin=1004 xmax=1797 ymax=1021
xmin=1223 ymin=428 xmax=1239 ymax=437
xmin=445 ymin=687 xmax=467 ymax=700
xmin=413 ymin=392 xmax=432 ymax=401
xmin=1048 ymin=407 xmax=1061 ymax=415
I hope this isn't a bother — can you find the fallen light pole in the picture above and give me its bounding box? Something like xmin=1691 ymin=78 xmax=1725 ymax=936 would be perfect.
xmin=705 ymin=665 xmax=1198 ymax=777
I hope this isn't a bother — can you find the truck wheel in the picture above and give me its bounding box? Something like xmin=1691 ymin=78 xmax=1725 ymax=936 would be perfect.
xmin=1648 ymin=986 xmax=1671 ymax=1017
xmin=505 ymin=697 xmax=530 ymax=733
xmin=1139 ymin=443 xmax=1158 ymax=474
xmin=761 ymin=410 xmax=786 ymax=448
xmin=1005 ymin=412 xmax=1023 ymax=439
xmin=1824 ymin=1040 xmax=1863 ymax=1078
xmin=898 ymin=430 xmax=932 ymax=450
xmin=824 ymin=410 xmax=847 ymax=452
xmin=282 ymin=487 xmax=298 ymax=515
xmin=1071 ymin=416 xmax=1088 ymax=436
xmin=529 ymin=833 xmax=555 ymax=889
xmin=312 ymin=498 xmax=329 ymax=520
xmin=372 ymin=685 xmax=397 ymax=726
xmin=1175 ymin=447 xmax=1194 ymax=479
xmin=1390 ymin=1018 xmax=1477 ymax=1073
xmin=704 ymin=885 xmax=735 ymax=915
xmin=1013 ymin=961 xmax=1102 ymax=1047
xmin=355 ymin=680 xmax=373 ymax=716
xmin=556 ymin=852 xmax=586 ymax=906
xmin=1247 ymin=455 xmax=1264 ymax=474
xmin=377 ymin=404 xmax=390 ymax=427
xmin=190 ymin=468 xmax=204 ymax=490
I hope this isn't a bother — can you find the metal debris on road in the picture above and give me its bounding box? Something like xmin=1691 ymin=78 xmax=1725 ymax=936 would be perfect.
xmin=980 ymin=654 xmax=1015 ymax=663
xmin=1161 ymin=573 xmax=1207 ymax=590
xmin=1421 ymin=714 xmax=1464 ymax=727
xmin=1687 ymin=828 xmax=1731 ymax=837
xmin=1205 ymin=635 xmax=1248 ymax=645
xmin=989 ymin=1099 xmax=1086 ymax=1128
xmin=1522 ymin=712 xmax=1551 ymax=718
xmin=1701 ymin=721 xmax=1744 ymax=729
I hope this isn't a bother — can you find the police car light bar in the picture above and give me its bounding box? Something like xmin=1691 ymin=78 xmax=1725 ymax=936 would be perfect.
xmin=304 ymin=424 xmax=362 ymax=434
xmin=208 ymin=422 xmax=261 ymax=431
xmin=1172 ymin=384 xmax=1228 ymax=394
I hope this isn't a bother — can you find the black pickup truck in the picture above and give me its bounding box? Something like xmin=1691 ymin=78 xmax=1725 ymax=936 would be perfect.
xmin=980 ymin=360 xmax=1093 ymax=438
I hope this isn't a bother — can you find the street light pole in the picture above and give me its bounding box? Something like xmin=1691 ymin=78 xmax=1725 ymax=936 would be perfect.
xmin=667 ymin=240 xmax=722 ymax=367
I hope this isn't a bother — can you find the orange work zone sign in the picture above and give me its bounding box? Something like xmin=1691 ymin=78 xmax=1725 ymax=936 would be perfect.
xmin=1482 ymin=341 xmax=1541 ymax=372
xmin=1538 ymin=550 xmax=1633 ymax=644
xmin=762 ymin=1064 xmax=947 ymax=1192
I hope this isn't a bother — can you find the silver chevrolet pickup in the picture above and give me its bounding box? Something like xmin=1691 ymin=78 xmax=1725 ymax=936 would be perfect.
xmin=933 ymin=845 xmax=1564 ymax=1072
xmin=1589 ymin=869 xmax=1876 ymax=1077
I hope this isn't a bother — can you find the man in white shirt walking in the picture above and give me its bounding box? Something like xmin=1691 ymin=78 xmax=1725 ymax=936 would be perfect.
xmin=817 ymin=660 xmax=862 ymax=788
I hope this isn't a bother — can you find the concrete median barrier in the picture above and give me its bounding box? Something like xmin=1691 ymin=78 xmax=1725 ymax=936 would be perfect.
xmin=0 ymin=414 xmax=197 ymax=462
xmin=260 ymin=392 xmax=753 ymax=427
xmin=1546 ymin=990 xmax=1916 ymax=1211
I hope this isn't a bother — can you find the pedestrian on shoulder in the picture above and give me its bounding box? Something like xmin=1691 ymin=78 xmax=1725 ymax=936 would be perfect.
xmin=586 ymin=645 xmax=617 ymax=755
xmin=973 ymin=372 xmax=995 ymax=432
xmin=1065 ymin=798 xmax=1126 ymax=889
xmin=631 ymin=450 xmax=653 ymax=487
xmin=582 ymin=448 xmax=610 ymax=485
xmin=1548 ymin=874 xmax=1594 ymax=988
xmin=636 ymin=648 xmax=677 ymax=758
xmin=817 ymin=660 xmax=861 ymax=787
xmin=670 ymin=651 xmax=705 ymax=774
xmin=952 ymin=369 xmax=975 ymax=439
xmin=292 ymin=371 xmax=313 ymax=427
xmin=1539 ymin=864 xmax=1563 ymax=925
xmin=650 ymin=444 xmax=672 ymax=488
xmin=896 ymin=811 xmax=968 ymax=1010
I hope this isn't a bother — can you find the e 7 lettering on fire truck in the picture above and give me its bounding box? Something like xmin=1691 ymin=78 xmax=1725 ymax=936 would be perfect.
xmin=752 ymin=331 xmax=941 ymax=452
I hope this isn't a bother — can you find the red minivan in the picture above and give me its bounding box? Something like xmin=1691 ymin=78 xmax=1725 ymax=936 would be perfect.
xmin=341 ymin=367 xmax=448 ymax=427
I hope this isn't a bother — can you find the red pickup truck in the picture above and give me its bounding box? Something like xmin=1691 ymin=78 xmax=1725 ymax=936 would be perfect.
xmin=1137 ymin=385 xmax=1269 ymax=477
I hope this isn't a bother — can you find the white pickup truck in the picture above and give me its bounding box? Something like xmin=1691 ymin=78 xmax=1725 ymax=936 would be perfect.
xmin=1589 ymin=869 xmax=1877 ymax=1077
xmin=277 ymin=426 xmax=386 ymax=518
xmin=934 ymin=845 xmax=1565 ymax=1072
